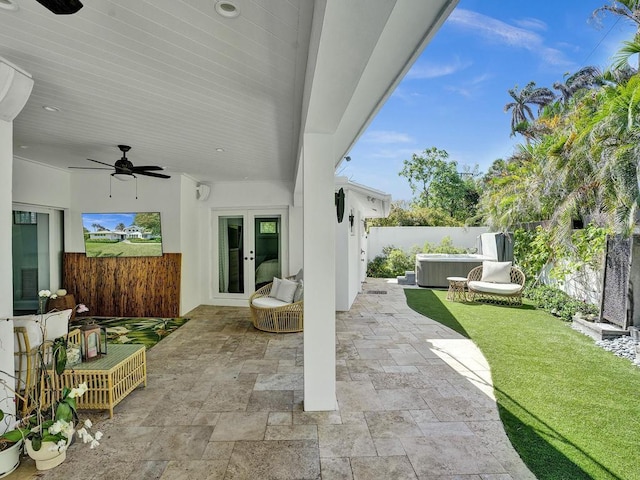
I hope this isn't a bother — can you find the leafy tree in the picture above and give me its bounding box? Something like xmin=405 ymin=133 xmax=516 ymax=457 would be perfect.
xmin=134 ymin=213 xmax=161 ymax=235
xmin=115 ymin=223 xmax=126 ymax=231
xmin=398 ymin=148 xmax=480 ymax=222
xmin=91 ymin=223 xmax=107 ymax=231
xmin=399 ymin=147 xmax=449 ymax=207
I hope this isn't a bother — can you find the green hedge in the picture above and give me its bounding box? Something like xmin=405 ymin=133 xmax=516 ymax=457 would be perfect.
xmin=523 ymin=283 xmax=598 ymax=321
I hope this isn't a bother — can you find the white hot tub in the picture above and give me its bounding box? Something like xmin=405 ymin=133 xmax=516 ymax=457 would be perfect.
xmin=415 ymin=253 xmax=496 ymax=288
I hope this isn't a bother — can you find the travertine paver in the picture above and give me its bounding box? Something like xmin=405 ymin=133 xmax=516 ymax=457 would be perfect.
xmin=12 ymin=279 xmax=534 ymax=480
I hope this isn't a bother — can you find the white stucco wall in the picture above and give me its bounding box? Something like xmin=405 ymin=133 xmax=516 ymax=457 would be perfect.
xmin=180 ymin=176 xmax=202 ymax=314
xmin=12 ymin=158 xmax=70 ymax=208
xmin=367 ymin=226 xmax=491 ymax=262
xmin=335 ymin=190 xmax=369 ymax=311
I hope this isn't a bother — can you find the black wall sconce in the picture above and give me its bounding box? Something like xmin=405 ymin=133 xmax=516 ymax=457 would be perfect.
xmin=335 ymin=188 xmax=345 ymax=223
xmin=348 ymin=212 xmax=354 ymax=229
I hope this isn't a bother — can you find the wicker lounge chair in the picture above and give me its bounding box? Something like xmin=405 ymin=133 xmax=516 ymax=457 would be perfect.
xmin=249 ymin=281 xmax=303 ymax=333
xmin=466 ymin=264 xmax=526 ymax=305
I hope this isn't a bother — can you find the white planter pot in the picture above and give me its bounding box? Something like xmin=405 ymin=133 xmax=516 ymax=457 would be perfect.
xmin=0 ymin=439 xmax=22 ymax=478
xmin=25 ymin=438 xmax=67 ymax=471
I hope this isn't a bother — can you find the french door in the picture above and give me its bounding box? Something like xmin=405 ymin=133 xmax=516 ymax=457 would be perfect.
xmin=213 ymin=209 xmax=288 ymax=302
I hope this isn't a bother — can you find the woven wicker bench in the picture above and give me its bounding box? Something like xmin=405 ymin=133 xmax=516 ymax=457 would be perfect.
xmin=249 ymin=282 xmax=303 ymax=333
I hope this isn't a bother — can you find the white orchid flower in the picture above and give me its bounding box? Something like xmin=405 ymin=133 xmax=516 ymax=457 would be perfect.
xmin=48 ymin=420 xmax=64 ymax=435
xmin=68 ymin=383 xmax=89 ymax=398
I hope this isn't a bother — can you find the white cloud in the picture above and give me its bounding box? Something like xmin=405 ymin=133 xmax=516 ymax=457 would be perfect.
xmin=407 ymin=57 xmax=472 ymax=79
xmin=364 ymin=131 xmax=413 ymax=144
xmin=448 ymin=9 xmax=572 ymax=67
xmin=513 ymin=17 xmax=548 ymax=31
xmin=445 ymin=72 xmax=492 ymax=98
xmin=445 ymin=85 xmax=472 ymax=97
xmin=390 ymin=87 xmax=424 ymax=102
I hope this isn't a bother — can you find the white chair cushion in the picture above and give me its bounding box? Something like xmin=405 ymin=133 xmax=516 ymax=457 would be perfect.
xmin=481 ymin=261 xmax=512 ymax=283
xmin=275 ymin=278 xmax=298 ymax=303
xmin=41 ymin=309 xmax=72 ymax=341
xmin=252 ymin=296 xmax=291 ymax=308
xmin=12 ymin=315 xmax=43 ymax=352
xmin=468 ymin=281 xmax=522 ymax=295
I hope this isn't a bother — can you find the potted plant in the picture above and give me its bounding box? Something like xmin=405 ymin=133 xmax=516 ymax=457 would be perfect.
xmin=1 ymin=301 xmax=101 ymax=472
xmin=0 ymin=422 xmax=23 ymax=478
xmin=1 ymin=382 xmax=102 ymax=471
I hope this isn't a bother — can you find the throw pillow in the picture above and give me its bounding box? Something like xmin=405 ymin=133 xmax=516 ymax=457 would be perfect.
xmin=275 ymin=278 xmax=298 ymax=303
xmin=293 ymin=279 xmax=304 ymax=303
xmin=270 ymin=277 xmax=282 ymax=298
xmin=481 ymin=261 xmax=512 ymax=283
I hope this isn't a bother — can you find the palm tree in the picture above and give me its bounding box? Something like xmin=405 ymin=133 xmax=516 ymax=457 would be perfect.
xmin=593 ymin=1 xmax=640 ymax=69
xmin=603 ymin=63 xmax=637 ymax=85
xmin=553 ymin=66 xmax=603 ymax=103
xmin=504 ymin=82 xmax=556 ymax=138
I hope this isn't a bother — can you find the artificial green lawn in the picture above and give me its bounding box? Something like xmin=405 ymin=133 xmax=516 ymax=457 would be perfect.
xmin=404 ymin=289 xmax=640 ymax=480
xmin=84 ymin=241 xmax=162 ymax=257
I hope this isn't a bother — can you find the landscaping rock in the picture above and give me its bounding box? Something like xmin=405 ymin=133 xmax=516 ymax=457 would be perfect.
xmin=595 ymin=335 xmax=639 ymax=364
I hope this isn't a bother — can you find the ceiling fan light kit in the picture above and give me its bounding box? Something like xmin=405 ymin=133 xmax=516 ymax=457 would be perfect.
xmin=112 ymin=173 xmax=135 ymax=182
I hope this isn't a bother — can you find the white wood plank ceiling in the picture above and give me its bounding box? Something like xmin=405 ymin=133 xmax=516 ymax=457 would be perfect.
xmin=0 ymin=0 xmax=314 ymax=183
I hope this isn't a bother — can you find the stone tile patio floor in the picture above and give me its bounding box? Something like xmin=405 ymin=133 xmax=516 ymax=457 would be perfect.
xmin=10 ymin=279 xmax=534 ymax=479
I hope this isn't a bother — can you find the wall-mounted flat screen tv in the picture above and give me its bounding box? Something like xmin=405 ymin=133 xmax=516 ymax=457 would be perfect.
xmin=82 ymin=212 xmax=163 ymax=258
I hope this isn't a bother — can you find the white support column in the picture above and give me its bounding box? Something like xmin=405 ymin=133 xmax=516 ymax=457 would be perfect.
xmin=0 ymin=119 xmax=15 ymax=431
xmin=303 ymin=133 xmax=337 ymax=411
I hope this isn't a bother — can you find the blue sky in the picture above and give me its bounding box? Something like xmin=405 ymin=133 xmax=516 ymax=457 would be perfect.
xmin=82 ymin=212 xmax=137 ymax=231
xmin=341 ymin=0 xmax=638 ymax=202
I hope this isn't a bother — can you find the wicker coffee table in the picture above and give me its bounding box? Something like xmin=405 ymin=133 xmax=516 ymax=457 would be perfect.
xmin=51 ymin=343 xmax=147 ymax=418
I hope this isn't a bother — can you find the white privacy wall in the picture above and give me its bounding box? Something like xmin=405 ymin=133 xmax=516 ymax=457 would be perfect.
xmin=367 ymin=226 xmax=491 ymax=262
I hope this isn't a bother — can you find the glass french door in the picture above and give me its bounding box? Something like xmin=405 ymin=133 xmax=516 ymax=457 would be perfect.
xmin=12 ymin=205 xmax=64 ymax=315
xmin=214 ymin=209 xmax=287 ymax=301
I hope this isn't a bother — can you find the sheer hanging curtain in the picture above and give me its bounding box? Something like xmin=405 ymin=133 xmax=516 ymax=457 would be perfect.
xmin=218 ymin=217 xmax=229 ymax=293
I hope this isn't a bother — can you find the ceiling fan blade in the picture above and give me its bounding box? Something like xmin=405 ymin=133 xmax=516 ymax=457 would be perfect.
xmin=131 ymin=166 xmax=165 ymax=172
xmin=68 ymin=166 xmax=113 ymax=170
xmin=138 ymin=171 xmax=171 ymax=179
xmin=35 ymin=0 xmax=83 ymax=14
xmin=87 ymin=158 xmax=116 ymax=168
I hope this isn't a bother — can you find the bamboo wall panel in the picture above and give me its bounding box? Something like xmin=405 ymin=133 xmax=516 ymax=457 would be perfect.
xmin=63 ymin=253 xmax=181 ymax=317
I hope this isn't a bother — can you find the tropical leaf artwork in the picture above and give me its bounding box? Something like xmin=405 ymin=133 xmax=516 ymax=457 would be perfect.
xmin=80 ymin=317 xmax=189 ymax=350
